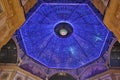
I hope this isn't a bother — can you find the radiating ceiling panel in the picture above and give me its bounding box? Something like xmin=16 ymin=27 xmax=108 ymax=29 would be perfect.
xmin=41 ymin=0 xmax=86 ymax=3
xmin=18 ymin=3 xmax=111 ymax=69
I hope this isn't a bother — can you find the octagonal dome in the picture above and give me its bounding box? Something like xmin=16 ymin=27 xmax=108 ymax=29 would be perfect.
xmin=18 ymin=3 xmax=110 ymax=69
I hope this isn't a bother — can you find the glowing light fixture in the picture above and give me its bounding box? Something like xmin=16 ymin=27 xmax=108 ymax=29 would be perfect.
xmin=59 ymin=29 xmax=68 ymax=36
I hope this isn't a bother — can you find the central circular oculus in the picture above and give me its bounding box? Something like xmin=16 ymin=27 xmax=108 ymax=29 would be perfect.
xmin=54 ymin=22 xmax=73 ymax=38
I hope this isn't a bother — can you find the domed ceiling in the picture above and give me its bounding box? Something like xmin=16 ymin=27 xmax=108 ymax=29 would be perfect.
xmin=17 ymin=1 xmax=112 ymax=69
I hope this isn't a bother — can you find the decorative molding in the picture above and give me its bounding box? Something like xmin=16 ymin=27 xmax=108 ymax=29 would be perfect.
xmin=0 ymin=65 xmax=41 ymax=80
xmin=91 ymin=0 xmax=108 ymax=14
xmin=88 ymin=69 xmax=120 ymax=80
xmin=104 ymin=0 xmax=120 ymax=42
xmin=0 ymin=0 xmax=25 ymax=48
xmin=21 ymin=0 xmax=37 ymax=13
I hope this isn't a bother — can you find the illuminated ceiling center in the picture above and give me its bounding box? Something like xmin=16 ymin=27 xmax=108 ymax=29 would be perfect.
xmin=54 ymin=22 xmax=73 ymax=38
xmin=18 ymin=3 xmax=111 ymax=69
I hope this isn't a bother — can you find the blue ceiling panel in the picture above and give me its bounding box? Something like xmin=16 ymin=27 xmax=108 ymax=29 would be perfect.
xmin=39 ymin=0 xmax=89 ymax=3
xmin=18 ymin=3 xmax=111 ymax=69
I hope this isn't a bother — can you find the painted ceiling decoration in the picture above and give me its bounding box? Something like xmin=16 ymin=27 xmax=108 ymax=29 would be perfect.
xmin=25 ymin=0 xmax=91 ymax=18
xmin=17 ymin=0 xmax=113 ymax=69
